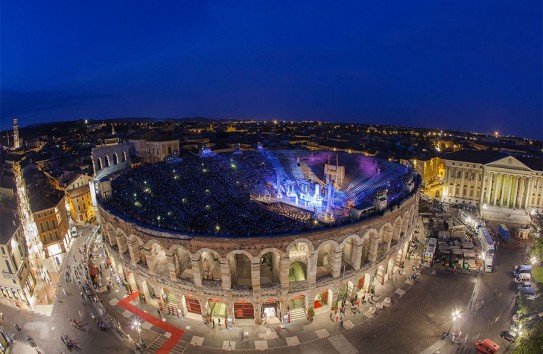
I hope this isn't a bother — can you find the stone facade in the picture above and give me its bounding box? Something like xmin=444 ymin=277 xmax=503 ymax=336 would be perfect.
xmin=98 ymin=191 xmax=419 ymax=324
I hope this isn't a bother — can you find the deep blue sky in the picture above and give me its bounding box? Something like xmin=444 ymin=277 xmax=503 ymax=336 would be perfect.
xmin=2 ymin=1 xmax=542 ymax=138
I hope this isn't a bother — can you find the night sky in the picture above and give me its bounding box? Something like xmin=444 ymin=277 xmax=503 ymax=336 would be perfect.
xmin=2 ymin=1 xmax=541 ymax=138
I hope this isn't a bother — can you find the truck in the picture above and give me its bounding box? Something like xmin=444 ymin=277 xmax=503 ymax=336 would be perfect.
xmin=498 ymin=224 xmax=510 ymax=242
xmin=475 ymin=338 xmax=500 ymax=354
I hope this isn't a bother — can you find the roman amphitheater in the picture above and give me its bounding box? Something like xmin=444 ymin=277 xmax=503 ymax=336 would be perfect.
xmin=96 ymin=150 xmax=420 ymax=325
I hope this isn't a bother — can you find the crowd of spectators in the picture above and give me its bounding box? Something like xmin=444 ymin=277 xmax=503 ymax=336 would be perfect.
xmin=104 ymin=151 xmax=314 ymax=236
xmin=103 ymin=151 xmax=414 ymax=236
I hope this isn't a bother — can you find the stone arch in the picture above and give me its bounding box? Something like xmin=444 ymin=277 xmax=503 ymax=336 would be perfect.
xmin=313 ymin=288 xmax=333 ymax=310
xmin=340 ymin=234 xmax=361 ymax=270
xmin=97 ymin=157 xmax=103 ymax=171
xmin=169 ymin=245 xmax=193 ymax=281
xmin=145 ymin=240 xmax=169 ymax=278
xmin=226 ymin=250 xmax=254 ymax=289
xmin=258 ymin=248 xmax=281 ymax=287
xmin=361 ymin=229 xmax=377 ymax=266
xmin=104 ymin=222 xmax=116 ymax=246
xmin=181 ymin=294 xmax=202 ymax=316
xmin=113 ymin=152 xmax=119 ymax=165
xmin=105 ymin=155 xmax=111 ymax=168
xmin=193 ymin=248 xmax=222 ymax=282
xmin=288 ymin=261 xmax=307 ymax=282
xmin=392 ymin=217 xmax=402 ymax=242
xmin=287 ymin=239 xmax=313 ymax=268
xmin=315 ymin=240 xmax=340 ymax=279
xmin=386 ymin=256 xmax=395 ymax=278
xmin=114 ymin=227 xmax=128 ymax=255
xmin=379 ymin=223 xmax=393 ymax=245
xmin=122 ymin=150 xmax=127 ymax=162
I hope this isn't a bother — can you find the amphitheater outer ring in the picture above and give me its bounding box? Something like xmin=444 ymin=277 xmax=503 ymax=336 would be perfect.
xmin=98 ymin=191 xmax=419 ymax=324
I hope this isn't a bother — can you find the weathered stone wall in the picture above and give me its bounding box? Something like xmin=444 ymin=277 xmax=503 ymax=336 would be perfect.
xmin=99 ymin=191 xmax=419 ymax=322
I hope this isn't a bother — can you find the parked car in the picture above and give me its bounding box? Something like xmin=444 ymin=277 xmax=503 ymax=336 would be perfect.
xmin=500 ymin=331 xmax=517 ymax=343
xmin=517 ymin=282 xmax=532 ymax=290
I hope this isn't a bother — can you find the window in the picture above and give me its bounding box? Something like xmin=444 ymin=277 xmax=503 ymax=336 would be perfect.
xmin=52 ymin=220 xmax=56 ymax=228
xmin=46 ymin=221 xmax=50 ymax=230
xmin=54 ymin=230 xmax=59 ymax=239
xmin=49 ymin=233 xmax=53 ymax=241
xmin=4 ymin=260 xmax=12 ymax=274
xmin=40 ymin=223 xmax=44 ymax=232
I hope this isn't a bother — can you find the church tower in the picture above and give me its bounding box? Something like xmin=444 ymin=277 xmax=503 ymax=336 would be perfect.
xmin=13 ymin=117 xmax=20 ymax=149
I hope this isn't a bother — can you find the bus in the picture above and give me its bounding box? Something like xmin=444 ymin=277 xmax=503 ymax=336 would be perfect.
xmin=478 ymin=227 xmax=495 ymax=272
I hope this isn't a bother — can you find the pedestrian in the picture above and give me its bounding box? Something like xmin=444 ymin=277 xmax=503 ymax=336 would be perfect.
xmin=212 ymin=319 xmax=215 ymax=328
xmin=14 ymin=323 xmax=20 ymax=331
xmin=329 ymin=310 xmax=333 ymax=321
xmin=157 ymin=308 xmax=161 ymax=318
xmin=0 ymin=312 xmax=3 ymax=320
xmin=15 ymin=302 xmax=21 ymax=309
xmin=218 ymin=318 xmax=221 ymax=327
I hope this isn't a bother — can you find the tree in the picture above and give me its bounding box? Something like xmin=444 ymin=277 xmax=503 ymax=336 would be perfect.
xmin=514 ymin=320 xmax=543 ymax=354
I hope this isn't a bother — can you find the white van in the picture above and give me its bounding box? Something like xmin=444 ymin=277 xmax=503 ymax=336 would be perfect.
xmin=515 ymin=273 xmax=531 ymax=283
xmin=71 ymin=226 xmax=78 ymax=238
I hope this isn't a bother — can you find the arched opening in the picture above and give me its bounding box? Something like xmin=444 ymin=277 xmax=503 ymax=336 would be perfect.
xmin=288 ymin=295 xmax=306 ymax=321
xmin=207 ymin=298 xmax=227 ymax=323
xmin=182 ymin=294 xmax=201 ymax=316
xmin=228 ymin=253 xmax=252 ymax=289
xmin=288 ymin=261 xmax=306 ymax=282
xmin=148 ymin=243 xmax=169 ymax=278
xmin=314 ymin=288 xmax=333 ymax=312
xmin=316 ymin=243 xmax=334 ymax=279
xmin=122 ymin=151 xmax=127 ymax=162
xmin=288 ymin=241 xmax=311 ymax=285
xmin=105 ymin=155 xmax=110 ymax=167
xmin=262 ymin=299 xmax=281 ymax=322
xmin=260 ymin=251 xmax=280 ymax=287
xmin=386 ymin=257 xmax=395 ymax=278
xmin=97 ymin=157 xmax=103 ymax=171
xmin=199 ymin=251 xmax=221 ymax=282
xmin=174 ymin=248 xmax=193 ymax=281
xmin=395 ymin=249 xmax=403 ymax=272
xmin=113 ymin=153 xmax=119 ymax=165
xmin=140 ymin=280 xmax=156 ymax=302
xmin=360 ymin=238 xmax=371 ymax=266
xmin=340 ymin=281 xmax=354 ymax=301
xmin=392 ymin=219 xmax=402 ymax=243
xmin=168 ymin=146 xmax=172 ymax=155
xmin=125 ymin=272 xmax=137 ymax=293
xmin=342 ymin=238 xmax=356 ymax=271
xmin=161 ymin=288 xmax=178 ymax=315
xmin=356 ymin=273 xmax=372 ymax=300
xmin=234 ymin=300 xmax=254 ymax=320
xmin=374 ymin=265 xmax=385 ymax=287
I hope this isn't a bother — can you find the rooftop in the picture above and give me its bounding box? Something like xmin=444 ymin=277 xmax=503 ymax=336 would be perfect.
xmin=0 ymin=208 xmax=19 ymax=244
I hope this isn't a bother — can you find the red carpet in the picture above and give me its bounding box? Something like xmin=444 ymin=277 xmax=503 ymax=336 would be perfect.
xmin=118 ymin=291 xmax=184 ymax=353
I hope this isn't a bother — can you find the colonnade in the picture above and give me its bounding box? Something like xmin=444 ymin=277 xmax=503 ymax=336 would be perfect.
xmin=445 ymin=165 xmax=542 ymax=209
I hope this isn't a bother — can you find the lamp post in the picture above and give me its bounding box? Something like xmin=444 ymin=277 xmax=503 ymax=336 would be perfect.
xmin=132 ymin=319 xmax=143 ymax=347
xmin=447 ymin=310 xmax=461 ymax=336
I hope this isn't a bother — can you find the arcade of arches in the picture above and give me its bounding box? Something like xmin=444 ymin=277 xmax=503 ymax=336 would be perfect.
xmin=99 ymin=196 xmax=418 ymax=325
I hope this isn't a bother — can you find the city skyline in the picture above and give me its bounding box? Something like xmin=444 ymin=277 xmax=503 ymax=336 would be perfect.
xmin=2 ymin=1 xmax=541 ymax=139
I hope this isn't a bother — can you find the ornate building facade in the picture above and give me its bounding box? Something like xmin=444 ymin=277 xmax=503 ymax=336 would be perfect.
xmin=441 ymin=151 xmax=543 ymax=222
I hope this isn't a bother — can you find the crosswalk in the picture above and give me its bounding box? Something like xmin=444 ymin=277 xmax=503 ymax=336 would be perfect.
xmin=147 ymin=335 xmax=188 ymax=354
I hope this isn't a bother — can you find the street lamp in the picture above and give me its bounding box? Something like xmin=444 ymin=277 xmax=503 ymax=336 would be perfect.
xmin=446 ymin=310 xmax=461 ymax=336
xmin=132 ymin=319 xmax=143 ymax=347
